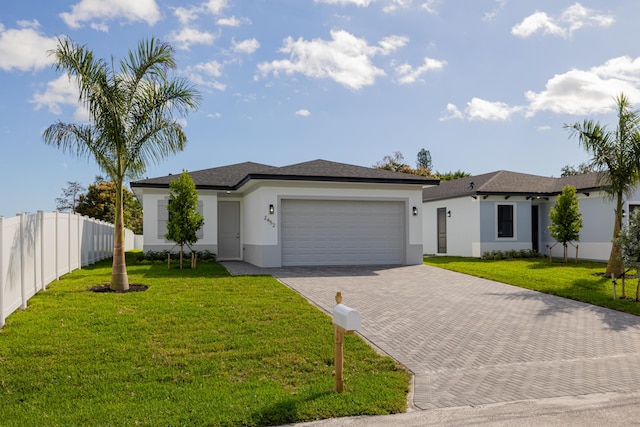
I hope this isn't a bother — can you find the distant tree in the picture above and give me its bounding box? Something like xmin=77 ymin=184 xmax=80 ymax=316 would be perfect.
xmin=374 ymin=151 xmax=435 ymax=177
xmin=565 ymin=93 xmax=640 ymax=277
xmin=548 ymin=185 xmax=583 ymax=263
xmin=55 ymin=181 xmax=86 ymax=213
xmin=560 ymin=162 xmax=595 ymax=177
xmin=615 ymin=208 xmax=640 ymax=300
xmin=416 ymin=148 xmax=432 ymax=170
xmin=435 ymin=170 xmax=471 ymax=182
xmin=76 ymin=178 xmax=143 ymax=234
xmin=165 ymin=171 xmax=204 ymax=269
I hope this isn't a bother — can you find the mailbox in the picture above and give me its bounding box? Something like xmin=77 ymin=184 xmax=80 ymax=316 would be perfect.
xmin=333 ymin=303 xmax=361 ymax=332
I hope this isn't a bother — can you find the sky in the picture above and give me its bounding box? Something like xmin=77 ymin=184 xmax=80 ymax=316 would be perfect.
xmin=2 ymin=0 xmax=640 ymax=217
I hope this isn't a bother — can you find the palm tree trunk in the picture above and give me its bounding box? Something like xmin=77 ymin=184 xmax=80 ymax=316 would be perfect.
xmin=110 ymin=179 xmax=130 ymax=291
xmin=605 ymin=196 xmax=625 ymax=278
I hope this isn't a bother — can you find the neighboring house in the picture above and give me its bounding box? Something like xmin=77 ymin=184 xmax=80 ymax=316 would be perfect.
xmin=131 ymin=159 xmax=437 ymax=267
xmin=422 ymin=170 xmax=640 ymax=261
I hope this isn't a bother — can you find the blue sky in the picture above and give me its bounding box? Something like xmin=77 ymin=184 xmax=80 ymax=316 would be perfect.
xmin=2 ymin=0 xmax=640 ymax=217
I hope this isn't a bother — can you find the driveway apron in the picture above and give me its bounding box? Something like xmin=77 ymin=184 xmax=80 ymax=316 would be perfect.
xmin=222 ymin=263 xmax=640 ymax=410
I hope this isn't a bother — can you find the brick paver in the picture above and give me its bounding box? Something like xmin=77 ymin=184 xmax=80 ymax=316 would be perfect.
xmin=221 ymin=262 xmax=640 ymax=410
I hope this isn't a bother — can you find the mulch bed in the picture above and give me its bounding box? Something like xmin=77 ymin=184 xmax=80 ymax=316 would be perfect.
xmin=88 ymin=284 xmax=149 ymax=293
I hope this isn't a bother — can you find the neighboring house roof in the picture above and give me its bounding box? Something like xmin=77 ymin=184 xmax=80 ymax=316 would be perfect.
xmin=422 ymin=170 xmax=603 ymax=202
xmin=131 ymin=159 xmax=438 ymax=191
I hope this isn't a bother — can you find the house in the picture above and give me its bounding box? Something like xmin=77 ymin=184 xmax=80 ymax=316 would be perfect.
xmin=422 ymin=170 xmax=640 ymax=261
xmin=131 ymin=159 xmax=437 ymax=267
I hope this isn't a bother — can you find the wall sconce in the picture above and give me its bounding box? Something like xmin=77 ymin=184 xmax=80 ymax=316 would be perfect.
xmin=622 ymin=209 xmax=626 ymax=218
xmin=447 ymin=210 xmax=451 ymax=218
xmin=412 ymin=206 xmax=418 ymax=216
xmin=269 ymin=204 xmax=275 ymax=215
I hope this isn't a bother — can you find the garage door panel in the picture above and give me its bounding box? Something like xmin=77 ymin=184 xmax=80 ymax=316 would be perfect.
xmin=281 ymin=200 xmax=405 ymax=266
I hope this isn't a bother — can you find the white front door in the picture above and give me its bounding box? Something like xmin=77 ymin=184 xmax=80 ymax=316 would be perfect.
xmin=218 ymin=201 xmax=241 ymax=259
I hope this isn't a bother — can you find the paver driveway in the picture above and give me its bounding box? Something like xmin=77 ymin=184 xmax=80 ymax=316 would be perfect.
xmin=222 ymin=262 xmax=640 ymax=410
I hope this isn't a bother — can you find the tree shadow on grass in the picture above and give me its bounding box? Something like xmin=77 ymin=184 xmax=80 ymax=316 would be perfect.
xmin=250 ymin=391 xmax=334 ymax=426
xmin=485 ymin=284 xmax=640 ymax=332
xmin=139 ymin=261 xmax=230 ymax=279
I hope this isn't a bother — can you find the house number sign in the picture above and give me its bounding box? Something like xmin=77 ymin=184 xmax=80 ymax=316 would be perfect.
xmin=263 ymin=215 xmax=276 ymax=228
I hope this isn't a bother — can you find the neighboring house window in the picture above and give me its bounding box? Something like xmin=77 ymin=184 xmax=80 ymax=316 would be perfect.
xmin=629 ymin=204 xmax=640 ymax=218
xmin=158 ymin=199 xmax=204 ymax=240
xmin=497 ymin=204 xmax=514 ymax=238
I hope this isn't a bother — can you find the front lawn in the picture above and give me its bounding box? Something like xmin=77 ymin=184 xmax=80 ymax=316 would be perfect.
xmin=424 ymin=256 xmax=640 ymax=316
xmin=0 ymin=259 xmax=409 ymax=426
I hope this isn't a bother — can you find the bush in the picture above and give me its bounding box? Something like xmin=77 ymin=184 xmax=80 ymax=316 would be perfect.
xmin=481 ymin=249 xmax=543 ymax=260
xmin=140 ymin=249 xmax=217 ymax=262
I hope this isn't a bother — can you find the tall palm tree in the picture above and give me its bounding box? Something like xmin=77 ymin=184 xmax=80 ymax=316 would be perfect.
xmin=43 ymin=36 xmax=200 ymax=291
xmin=565 ymin=93 xmax=640 ymax=277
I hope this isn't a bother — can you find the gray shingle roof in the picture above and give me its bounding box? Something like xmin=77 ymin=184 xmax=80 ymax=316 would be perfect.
xmin=131 ymin=159 xmax=438 ymax=191
xmin=422 ymin=170 xmax=603 ymax=202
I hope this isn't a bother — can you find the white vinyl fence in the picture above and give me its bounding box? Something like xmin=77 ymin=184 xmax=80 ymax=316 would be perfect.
xmin=0 ymin=211 xmax=137 ymax=328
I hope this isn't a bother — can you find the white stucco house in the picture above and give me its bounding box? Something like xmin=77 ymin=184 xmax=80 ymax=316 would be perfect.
xmin=131 ymin=159 xmax=437 ymax=267
xmin=422 ymin=170 xmax=640 ymax=261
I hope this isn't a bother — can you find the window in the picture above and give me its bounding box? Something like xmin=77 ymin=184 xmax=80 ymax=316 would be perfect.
xmin=158 ymin=198 xmax=204 ymax=240
xmin=497 ymin=204 xmax=514 ymax=238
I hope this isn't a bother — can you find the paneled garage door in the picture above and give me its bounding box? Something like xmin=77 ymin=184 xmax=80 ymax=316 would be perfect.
xmin=281 ymin=200 xmax=406 ymax=266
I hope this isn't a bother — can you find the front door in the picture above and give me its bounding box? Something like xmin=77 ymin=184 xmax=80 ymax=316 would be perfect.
xmin=437 ymin=207 xmax=447 ymax=254
xmin=218 ymin=201 xmax=240 ymax=259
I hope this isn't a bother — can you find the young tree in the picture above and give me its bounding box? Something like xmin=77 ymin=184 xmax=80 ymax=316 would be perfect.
xmin=615 ymin=208 xmax=640 ymax=300
xmin=416 ymin=148 xmax=432 ymax=170
xmin=165 ymin=171 xmax=204 ymax=269
xmin=55 ymin=181 xmax=86 ymax=213
xmin=565 ymin=93 xmax=640 ymax=277
xmin=43 ymin=36 xmax=200 ymax=291
xmin=548 ymin=185 xmax=583 ymax=262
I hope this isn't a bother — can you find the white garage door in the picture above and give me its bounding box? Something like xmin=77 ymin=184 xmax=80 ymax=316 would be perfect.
xmin=281 ymin=200 xmax=406 ymax=266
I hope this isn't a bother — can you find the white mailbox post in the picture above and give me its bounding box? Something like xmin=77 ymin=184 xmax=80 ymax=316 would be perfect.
xmin=332 ymin=292 xmax=360 ymax=393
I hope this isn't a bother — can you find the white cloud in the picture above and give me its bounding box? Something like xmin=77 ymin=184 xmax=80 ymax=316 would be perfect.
xmin=525 ymin=67 xmax=640 ymax=116
xmin=173 ymin=0 xmax=228 ymax=25
xmin=314 ymin=0 xmax=373 ymax=6
xmin=383 ymin=0 xmax=413 ymax=13
xmin=421 ymin=0 xmax=440 ymax=14
xmin=537 ymin=125 xmax=552 ymax=131
xmin=30 ymin=74 xmax=89 ymax=121
xmin=445 ymin=55 xmax=640 ymax=121
xmin=512 ymin=2 xmax=614 ymax=38
xmin=168 ymin=27 xmax=216 ymax=50
xmin=439 ymin=103 xmax=463 ymax=121
xmin=295 ymin=109 xmax=311 ymax=117
xmin=0 ymin=21 xmax=57 ymax=71
xmin=394 ymin=57 xmax=446 ymax=84
xmin=217 ymin=16 xmax=251 ymax=27
xmin=257 ymin=30 xmax=408 ymax=90
xmin=60 ymin=0 xmax=160 ymax=30
xmin=184 ymin=61 xmax=226 ymax=91
xmin=232 ymin=38 xmax=260 ymax=54
xmin=466 ymin=98 xmax=520 ymax=121
xmin=207 ymin=112 xmax=221 ymax=119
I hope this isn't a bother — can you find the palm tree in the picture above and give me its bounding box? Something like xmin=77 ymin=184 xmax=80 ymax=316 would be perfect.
xmin=565 ymin=93 xmax=640 ymax=277
xmin=43 ymin=36 xmax=200 ymax=291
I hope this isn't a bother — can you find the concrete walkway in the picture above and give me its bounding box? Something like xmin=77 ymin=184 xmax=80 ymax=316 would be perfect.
xmin=220 ymin=262 xmax=640 ymax=421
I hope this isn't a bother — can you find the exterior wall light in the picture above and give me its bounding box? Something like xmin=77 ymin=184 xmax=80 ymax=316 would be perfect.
xmin=269 ymin=204 xmax=275 ymax=215
xmin=412 ymin=206 xmax=418 ymax=216
xmin=447 ymin=210 xmax=451 ymax=218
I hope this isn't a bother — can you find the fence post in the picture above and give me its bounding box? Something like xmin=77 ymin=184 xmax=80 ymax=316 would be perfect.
xmin=77 ymin=213 xmax=82 ymax=269
xmin=0 ymin=216 xmax=5 ymax=328
xmin=39 ymin=211 xmax=45 ymax=291
xmin=55 ymin=211 xmax=59 ymax=280
xmin=68 ymin=212 xmax=72 ymax=274
xmin=19 ymin=213 xmax=26 ymax=310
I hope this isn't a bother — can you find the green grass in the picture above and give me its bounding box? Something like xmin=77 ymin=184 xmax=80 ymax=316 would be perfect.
xmin=0 ymin=259 xmax=409 ymax=426
xmin=424 ymin=256 xmax=640 ymax=316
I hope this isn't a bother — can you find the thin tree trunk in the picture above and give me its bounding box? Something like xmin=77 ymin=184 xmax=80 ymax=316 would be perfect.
xmin=606 ymin=199 xmax=624 ymax=278
xmin=179 ymin=245 xmax=184 ymax=269
xmin=110 ymin=178 xmax=129 ymax=291
xmin=563 ymin=244 xmax=568 ymax=263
